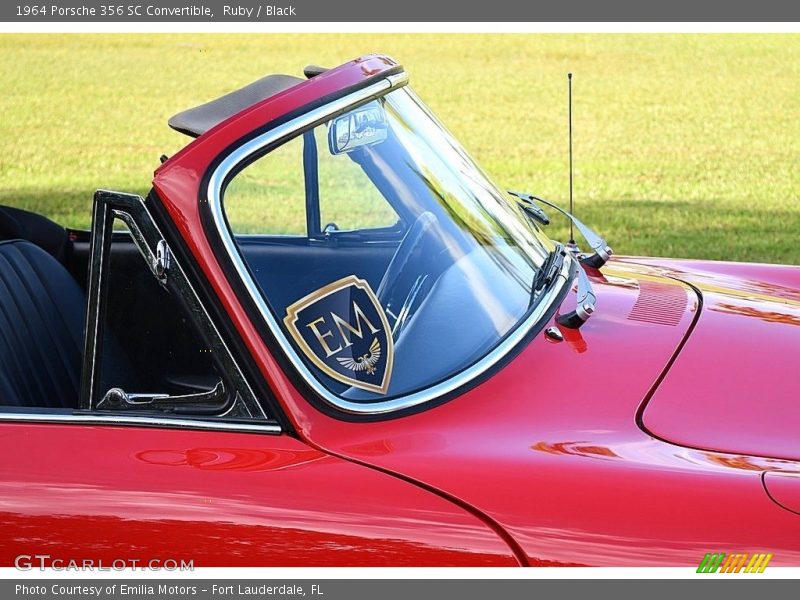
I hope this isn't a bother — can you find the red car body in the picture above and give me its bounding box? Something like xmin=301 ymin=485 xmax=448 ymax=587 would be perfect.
xmin=2 ymin=55 xmax=799 ymax=567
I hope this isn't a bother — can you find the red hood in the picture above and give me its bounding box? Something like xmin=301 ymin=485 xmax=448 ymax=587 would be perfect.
xmin=293 ymin=258 xmax=800 ymax=564
xmin=629 ymin=257 xmax=800 ymax=461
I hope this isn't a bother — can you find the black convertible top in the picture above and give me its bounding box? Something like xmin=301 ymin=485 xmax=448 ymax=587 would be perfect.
xmin=168 ymin=73 xmax=304 ymax=138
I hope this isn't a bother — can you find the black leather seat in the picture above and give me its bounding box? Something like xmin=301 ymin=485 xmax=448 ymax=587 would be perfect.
xmin=0 ymin=240 xmax=84 ymax=408
xmin=0 ymin=205 xmax=68 ymax=263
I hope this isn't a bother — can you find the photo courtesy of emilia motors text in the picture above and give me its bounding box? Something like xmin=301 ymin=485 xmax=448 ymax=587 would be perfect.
xmin=0 ymin=0 xmax=799 ymax=596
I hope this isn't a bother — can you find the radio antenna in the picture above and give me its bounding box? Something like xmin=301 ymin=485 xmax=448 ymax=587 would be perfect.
xmin=567 ymin=72 xmax=576 ymax=249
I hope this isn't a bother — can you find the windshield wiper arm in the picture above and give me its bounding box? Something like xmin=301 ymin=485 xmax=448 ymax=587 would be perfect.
xmin=508 ymin=190 xmax=550 ymax=226
xmin=508 ymin=190 xmax=613 ymax=269
xmin=531 ymin=244 xmax=596 ymax=329
xmin=511 ymin=190 xmax=600 ymax=329
xmin=556 ymin=262 xmax=596 ymax=329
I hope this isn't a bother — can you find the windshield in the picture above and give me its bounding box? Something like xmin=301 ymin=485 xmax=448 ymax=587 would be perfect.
xmin=222 ymin=85 xmax=554 ymax=405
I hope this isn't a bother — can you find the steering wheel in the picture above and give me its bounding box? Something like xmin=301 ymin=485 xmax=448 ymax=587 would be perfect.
xmin=377 ymin=211 xmax=442 ymax=340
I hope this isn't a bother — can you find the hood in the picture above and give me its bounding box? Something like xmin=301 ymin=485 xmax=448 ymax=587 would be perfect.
xmin=629 ymin=257 xmax=800 ymax=461
xmin=292 ymin=257 xmax=800 ymax=565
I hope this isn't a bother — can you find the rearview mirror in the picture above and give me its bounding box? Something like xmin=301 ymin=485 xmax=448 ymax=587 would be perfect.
xmin=328 ymin=101 xmax=388 ymax=155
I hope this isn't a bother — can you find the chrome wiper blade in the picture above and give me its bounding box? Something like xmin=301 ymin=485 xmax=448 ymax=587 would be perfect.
xmin=532 ymin=244 xmax=566 ymax=296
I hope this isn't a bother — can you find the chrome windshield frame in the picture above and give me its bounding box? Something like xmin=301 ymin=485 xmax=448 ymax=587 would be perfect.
xmin=206 ymin=73 xmax=572 ymax=415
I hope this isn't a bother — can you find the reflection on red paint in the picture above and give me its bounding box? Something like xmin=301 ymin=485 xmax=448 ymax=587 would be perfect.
xmin=136 ymin=448 xmax=325 ymax=472
xmin=531 ymin=441 xmax=620 ymax=459
xmin=712 ymin=303 xmax=800 ymax=327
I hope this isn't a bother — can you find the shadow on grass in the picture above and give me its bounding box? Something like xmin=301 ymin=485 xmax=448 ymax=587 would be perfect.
xmin=0 ymin=187 xmax=150 ymax=231
xmin=1 ymin=189 xmax=798 ymax=266
xmin=543 ymin=198 xmax=800 ymax=266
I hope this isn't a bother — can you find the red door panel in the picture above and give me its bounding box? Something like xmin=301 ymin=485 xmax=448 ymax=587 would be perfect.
xmin=0 ymin=423 xmax=517 ymax=566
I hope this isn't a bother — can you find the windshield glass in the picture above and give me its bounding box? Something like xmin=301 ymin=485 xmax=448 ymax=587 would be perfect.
xmin=222 ymin=86 xmax=554 ymax=403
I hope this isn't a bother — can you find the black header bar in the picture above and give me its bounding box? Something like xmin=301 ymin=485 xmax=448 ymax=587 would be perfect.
xmin=3 ymin=0 xmax=800 ymax=22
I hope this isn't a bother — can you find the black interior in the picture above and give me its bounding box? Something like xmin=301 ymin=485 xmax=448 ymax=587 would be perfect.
xmin=0 ymin=205 xmax=69 ymax=263
xmin=0 ymin=204 xmax=400 ymax=409
xmin=65 ymin=232 xmax=217 ymax=397
xmin=0 ymin=206 xmax=221 ymax=409
xmin=0 ymin=239 xmax=84 ymax=408
xmin=238 ymin=237 xmax=396 ymax=314
xmin=0 ymin=198 xmax=535 ymax=409
xmin=104 ymin=239 xmax=219 ymax=394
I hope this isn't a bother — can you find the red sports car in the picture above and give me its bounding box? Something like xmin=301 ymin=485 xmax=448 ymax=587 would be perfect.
xmin=1 ymin=55 xmax=798 ymax=567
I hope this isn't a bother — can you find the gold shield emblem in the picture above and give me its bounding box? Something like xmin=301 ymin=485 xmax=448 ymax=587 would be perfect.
xmin=283 ymin=275 xmax=394 ymax=395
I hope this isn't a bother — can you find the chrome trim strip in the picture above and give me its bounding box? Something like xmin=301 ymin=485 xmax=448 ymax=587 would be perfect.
xmin=0 ymin=412 xmax=281 ymax=434
xmin=80 ymin=195 xmax=113 ymax=410
xmin=207 ymin=73 xmax=571 ymax=415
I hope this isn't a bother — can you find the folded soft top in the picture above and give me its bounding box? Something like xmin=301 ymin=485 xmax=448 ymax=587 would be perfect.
xmin=167 ymin=73 xmax=304 ymax=138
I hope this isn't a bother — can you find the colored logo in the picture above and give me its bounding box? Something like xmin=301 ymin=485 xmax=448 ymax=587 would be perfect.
xmin=696 ymin=553 xmax=772 ymax=573
xmin=284 ymin=275 xmax=394 ymax=395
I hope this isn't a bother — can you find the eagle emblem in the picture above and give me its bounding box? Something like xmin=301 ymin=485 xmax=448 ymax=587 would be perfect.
xmin=336 ymin=338 xmax=381 ymax=375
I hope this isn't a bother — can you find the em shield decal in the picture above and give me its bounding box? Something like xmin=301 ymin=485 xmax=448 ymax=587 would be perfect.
xmin=284 ymin=275 xmax=394 ymax=395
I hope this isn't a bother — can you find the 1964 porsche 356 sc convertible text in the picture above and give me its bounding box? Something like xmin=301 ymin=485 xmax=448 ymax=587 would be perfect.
xmin=0 ymin=55 xmax=799 ymax=567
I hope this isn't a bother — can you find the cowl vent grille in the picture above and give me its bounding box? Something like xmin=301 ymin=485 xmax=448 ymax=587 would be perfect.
xmin=628 ymin=281 xmax=687 ymax=326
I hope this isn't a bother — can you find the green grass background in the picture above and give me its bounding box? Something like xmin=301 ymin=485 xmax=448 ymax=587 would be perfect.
xmin=0 ymin=34 xmax=797 ymax=263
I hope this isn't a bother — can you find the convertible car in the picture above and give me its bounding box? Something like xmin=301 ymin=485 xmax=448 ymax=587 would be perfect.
xmin=1 ymin=55 xmax=799 ymax=567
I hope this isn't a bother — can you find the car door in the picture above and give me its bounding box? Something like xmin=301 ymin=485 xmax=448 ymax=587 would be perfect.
xmin=0 ymin=422 xmax=521 ymax=567
xmin=0 ymin=191 xmax=517 ymax=567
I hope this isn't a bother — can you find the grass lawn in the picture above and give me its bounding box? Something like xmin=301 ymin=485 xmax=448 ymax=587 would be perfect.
xmin=0 ymin=34 xmax=797 ymax=263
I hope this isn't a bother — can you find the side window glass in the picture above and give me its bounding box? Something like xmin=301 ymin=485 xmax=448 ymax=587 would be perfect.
xmin=224 ymin=125 xmax=401 ymax=239
xmin=225 ymin=134 xmax=307 ymax=235
xmin=314 ymin=127 xmax=399 ymax=233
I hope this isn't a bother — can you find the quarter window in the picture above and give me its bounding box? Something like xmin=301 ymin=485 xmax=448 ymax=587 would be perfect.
xmin=82 ymin=192 xmax=268 ymax=422
xmin=95 ymin=218 xmax=227 ymax=413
